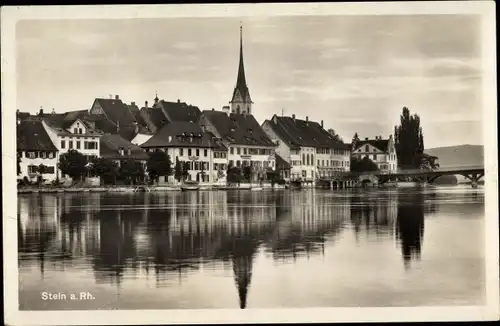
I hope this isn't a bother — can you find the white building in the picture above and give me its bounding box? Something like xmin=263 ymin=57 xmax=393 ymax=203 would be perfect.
xmin=17 ymin=119 xmax=59 ymax=182
xmin=42 ymin=117 xmax=103 ymax=178
xmin=262 ymin=114 xmax=351 ymax=184
xmin=140 ymin=122 xmax=228 ymax=184
xmin=351 ymin=135 xmax=398 ymax=172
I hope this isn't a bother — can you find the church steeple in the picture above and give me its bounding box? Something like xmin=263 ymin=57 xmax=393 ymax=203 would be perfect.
xmin=230 ymin=24 xmax=252 ymax=115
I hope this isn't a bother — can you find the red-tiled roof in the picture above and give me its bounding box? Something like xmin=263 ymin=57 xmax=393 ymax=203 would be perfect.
xmin=100 ymin=134 xmax=149 ymax=161
xmin=17 ymin=120 xmax=58 ymax=152
xmin=141 ymin=121 xmax=226 ymax=150
xmin=265 ymin=115 xmax=349 ymax=150
xmin=354 ymin=139 xmax=390 ymax=152
xmin=201 ymin=110 xmax=275 ymax=147
xmin=158 ymin=100 xmax=201 ymax=123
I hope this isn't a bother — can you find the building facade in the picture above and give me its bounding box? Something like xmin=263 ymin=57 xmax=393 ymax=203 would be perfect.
xmin=17 ymin=119 xmax=59 ymax=182
xmin=141 ymin=122 xmax=228 ymax=184
xmin=351 ymin=135 xmax=398 ymax=172
xmin=262 ymin=114 xmax=351 ymax=184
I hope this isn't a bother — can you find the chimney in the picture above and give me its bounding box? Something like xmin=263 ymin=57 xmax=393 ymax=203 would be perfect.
xmin=212 ymin=108 xmax=215 ymax=111
xmin=131 ymin=101 xmax=135 ymax=106
xmin=177 ymin=99 xmax=180 ymax=103
xmin=292 ymin=114 xmax=296 ymax=121
xmin=145 ymin=101 xmax=148 ymax=108
xmin=365 ymin=137 xmax=369 ymax=141
xmin=115 ymin=95 xmax=119 ymax=100
xmin=222 ymin=105 xmax=230 ymax=115
xmin=39 ymin=107 xmax=44 ymax=117
xmin=321 ymin=120 xmax=324 ymax=128
xmin=51 ymin=108 xmax=56 ymax=114
xmin=305 ymin=116 xmax=309 ymax=122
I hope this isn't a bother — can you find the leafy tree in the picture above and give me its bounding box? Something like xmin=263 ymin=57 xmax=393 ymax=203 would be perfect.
xmin=394 ymin=107 xmax=425 ymax=169
xmin=174 ymin=157 xmax=183 ymax=182
xmin=58 ymin=149 xmax=87 ymax=181
xmin=89 ymin=157 xmax=119 ymax=185
xmin=120 ymin=159 xmax=144 ymax=185
xmin=350 ymin=156 xmax=379 ymax=172
xmin=419 ymin=153 xmax=440 ymax=170
xmin=146 ymin=150 xmax=172 ymax=183
xmin=182 ymin=161 xmax=190 ymax=181
xmin=266 ymin=169 xmax=280 ymax=188
xmin=243 ymin=165 xmax=252 ymax=182
xmin=227 ymin=166 xmax=242 ymax=185
xmin=327 ymin=128 xmax=343 ymax=142
xmin=352 ymin=132 xmax=360 ymax=151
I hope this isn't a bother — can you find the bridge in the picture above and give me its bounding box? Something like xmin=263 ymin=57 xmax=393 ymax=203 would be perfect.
xmin=318 ymin=165 xmax=485 ymax=189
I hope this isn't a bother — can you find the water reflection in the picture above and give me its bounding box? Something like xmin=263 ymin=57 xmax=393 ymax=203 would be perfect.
xmin=18 ymin=187 xmax=484 ymax=309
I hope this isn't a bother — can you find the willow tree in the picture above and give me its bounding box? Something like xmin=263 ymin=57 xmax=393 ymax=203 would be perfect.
xmin=394 ymin=107 xmax=425 ymax=169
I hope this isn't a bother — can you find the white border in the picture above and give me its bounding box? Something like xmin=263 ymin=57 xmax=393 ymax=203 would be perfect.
xmin=2 ymin=2 xmax=498 ymax=325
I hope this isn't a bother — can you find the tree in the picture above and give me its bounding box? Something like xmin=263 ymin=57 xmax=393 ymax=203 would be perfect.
xmin=350 ymin=156 xmax=379 ymax=172
xmin=266 ymin=168 xmax=280 ymax=188
xmin=58 ymin=149 xmax=87 ymax=181
xmin=146 ymin=150 xmax=172 ymax=183
xmin=327 ymin=128 xmax=343 ymax=142
xmin=419 ymin=153 xmax=440 ymax=170
xmin=394 ymin=107 xmax=425 ymax=169
xmin=89 ymin=157 xmax=119 ymax=185
xmin=227 ymin=166 xmax=242 ymax=185
xmin=243 ymin=165 xmax=252 ymax=182
xmin=120 ymin=159 xmax=144 ymax=185
xmin=182 ymin=161 xmax=190 ymax=181
xmin=174 ymin=157 xmax=183 ymax=182
xmin=352 ymin=132 xmax=360 ymax=151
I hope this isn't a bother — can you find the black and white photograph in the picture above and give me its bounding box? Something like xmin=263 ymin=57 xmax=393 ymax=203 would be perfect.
xmin=2 ymin=2 xmax=498 ymax=325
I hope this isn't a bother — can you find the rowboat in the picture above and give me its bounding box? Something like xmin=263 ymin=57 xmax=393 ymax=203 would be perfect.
xmin=180 ymin=180 xmax=200 ymax=191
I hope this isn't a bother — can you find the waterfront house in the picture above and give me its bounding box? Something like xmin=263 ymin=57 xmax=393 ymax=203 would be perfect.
xmin=275 ymin=154 xmax=291 ymax=180
xmin=262 ymin=114 xmax=351 ymax=184
xmin=100 ymin=134 xmax=149 ymax=164
xmin=351 ymin=135 xmax=398 ymax=172
xmin=41 ymin=115 xmax=103 ymax=179
xmin=17 ymin=119 xmax=59 ymax=182
xmin=140 ymin=121 xmax=228 ymax=184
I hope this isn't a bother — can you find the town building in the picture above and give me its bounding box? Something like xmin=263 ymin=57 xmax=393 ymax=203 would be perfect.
xmin=262 ymin=114 xmax=351 ymax=183
xmin=198 ymin=27 xmax=277 ymax=181
xmin=140 ymin=122 xmax=228 ymax=184
xmin=100 ymin=134 xmax=149 ymax=166
xmin=351 ymin=135 xmax=398 ymax=172
xmin=17 ymin=119 xmax=59 ymax=182
xmin=140 ymin=97 xmax=202 ymax=134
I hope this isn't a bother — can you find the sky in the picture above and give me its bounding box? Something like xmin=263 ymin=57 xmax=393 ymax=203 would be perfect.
xmin=16 ymin=15 xmax=483 ymax=148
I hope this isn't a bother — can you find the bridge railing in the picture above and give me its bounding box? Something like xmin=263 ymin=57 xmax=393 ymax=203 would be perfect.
xmin=318 ymin=165 xmax=484 ymax=179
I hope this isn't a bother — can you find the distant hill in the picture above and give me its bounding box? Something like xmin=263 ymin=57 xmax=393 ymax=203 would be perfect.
xmin=425 ymin=144 xmax=484 ymax=168
xmin=425 ymin=145 xmax=484 ymax=183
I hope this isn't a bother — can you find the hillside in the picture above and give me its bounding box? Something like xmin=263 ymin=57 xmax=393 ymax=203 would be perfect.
xmin=425 ymin=144 xmax=484 ymax=168
xmin=425 ymin=144 xmax=484 ymax=183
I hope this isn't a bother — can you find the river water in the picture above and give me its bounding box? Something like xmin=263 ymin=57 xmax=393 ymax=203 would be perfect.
xmin=18 ymin=186 xmax=485 ymax=310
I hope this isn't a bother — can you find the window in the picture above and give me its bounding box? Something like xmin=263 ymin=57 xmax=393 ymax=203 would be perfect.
xmin=76 ymin=141 xmax=81 ymax=149
xmin=302 ymin=154 xmax=305 ymax=165
xmin=44 ymin=166 xmax=55 ymax=174
xmin=206 ymin=162 xmax=209 ymax=170
xmin=230 ymin=147 xmax=234 ymax=154
xmin=188 ymin=149 xmax=192 ymax=156
xmin=204 ymin=149 xmax=207 ymax=157
xmin=28 ymin=152 xmax=35 ymax=159
xmin=69 ymin=141 xmax=73 ymax=149
xmin=73 ymin=128 xmax=78 ymax=134
xmin=180 ymin=148 xmax=184 ymax=156
xmin=61 ymin=140 xmax=66 ymax=149
xmin=237 ymin=148 xmax=241 ymax=155
xmin=229 ymin=160 xmax=234 ymax=166
xmin=28 ymin=165 xmax=37 ymax=174
xmin=48 ymin=152 xmax=54 ymax=159
xmin=243 ymin=148 xmax=247 ymax=155
xmin=79 ymin=128 xmax=82 ymax=134
xmin=365 ymin=145 xmax=369 ymax=152
xmin=196 ymin=149 xmax=200 ymax=156
xmin=40 ymin=152 xmax=46 ymax=159
xmin=322 ymin=160 xmax=325 ymax=166
xmin=373 ymin=154 xmax=377 ymax=160
xmin=236 ymin=160 xmax=241 ymax=167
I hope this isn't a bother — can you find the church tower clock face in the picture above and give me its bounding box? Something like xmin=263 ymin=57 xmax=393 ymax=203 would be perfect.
xmin=230 ymin=25 xmax=253 ymax=115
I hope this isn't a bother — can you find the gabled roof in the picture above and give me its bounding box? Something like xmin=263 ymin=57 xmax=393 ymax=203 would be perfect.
xmin=141 ymin=121 xmax=226 ymax=150
xmin=93 ymin=98 xmax=137 ymax=127
xmin=100 ymin=134 xmax=149 ymax=161
xmin=127 ymin=103 xmax=146 ymax=126
xmin=201 ymin=110 xmax=275 ymax=147
xmin=158 ymin=100 xmax=201 ymax=123
xmin=275 ymin=154 xmax=291 ymax=170
xmin=265 ymin=115 xmax=349 ymax=150
xmin=354 ymin=139 xmax=390 ymax=152
xmin=17 ymin=120 xmax=58 ymax=152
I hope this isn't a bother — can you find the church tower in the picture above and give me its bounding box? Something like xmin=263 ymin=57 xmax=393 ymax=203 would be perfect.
xmin=230 ymin=25 xmax=253 ymax=115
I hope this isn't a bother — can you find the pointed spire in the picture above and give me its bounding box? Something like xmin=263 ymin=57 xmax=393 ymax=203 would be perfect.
xmin=236 ymin=24 xmax=247 ymax=93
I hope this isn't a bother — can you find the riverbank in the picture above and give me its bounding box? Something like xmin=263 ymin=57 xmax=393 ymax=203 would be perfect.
xmin=17 ymin=183 xmax=287 ymax=194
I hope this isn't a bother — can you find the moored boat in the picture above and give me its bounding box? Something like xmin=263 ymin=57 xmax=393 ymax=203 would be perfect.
xmin=181 ymin=180 xmax=200 ymax=191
